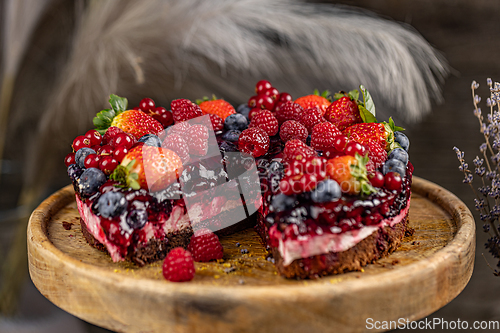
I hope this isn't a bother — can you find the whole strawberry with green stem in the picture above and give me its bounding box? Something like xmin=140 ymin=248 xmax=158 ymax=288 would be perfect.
xmin=324 ymin=90 xmax=362 ymax=130
xmin=93 ymin=95 xmax=163 ymax=139
xmin=110 ymin=144 xmax=183 ymax=192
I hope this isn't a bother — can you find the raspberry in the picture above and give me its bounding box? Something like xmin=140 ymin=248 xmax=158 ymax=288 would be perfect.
xmin=102 ymin=126 xmax=125 ymax=145
xmin=208 ymin=114 xmax=224 ymax=131
xmin=171 ymin=99 xmax=203 ymax=123
xmin=282 ymin=139 xmax=316 ymax=164
xmin=279 ymin=120 xmax=308 ymax=143
xmin=299 ymin=107 xmax=325 ymax=133
xmin=310 ymin=122 xmax=342 ymax=150
xmin=187 ymin=229 xmax=224 ymax=262
xmin=248 ymin=110 xmax=279 ymax=136
xmin=186 ymin=124 xmax=209 ymax=156
xmin=274 ymin=102 xmax=303 ymax=124
xmin=365 ymin=140 xmax=387 ymax=170
xmin=162 ymin=133 xmax=190 ymax=163
xmin=238 ymin=127 xmax=270 ymax=157
xmin=162 ymin=247 xmax=195 ymax=282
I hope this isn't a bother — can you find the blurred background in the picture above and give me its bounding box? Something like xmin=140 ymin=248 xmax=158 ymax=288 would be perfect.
xmin=0 ymin=0 xmax=499 ymax=332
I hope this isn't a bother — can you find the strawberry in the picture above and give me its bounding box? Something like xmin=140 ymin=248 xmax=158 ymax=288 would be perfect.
xmin=111 ymin=144 xmax=183 ymax=192
xmin=324 ymin=95 xmax=362 ymax=130
xmin=94 ymin=95 xmax=163 ymax=139
xmin=326 ymin=154 xmax=375 ymax=195
xmin=294 ymin=90 xmax=331 ymax=116
xmin=197 ymin=96 xmax=235 ymax=120
xmin=310 ymin=122 xmax=342 ymax=150
xmin=171 ymin=99 xmax=204 ymax=123
xmin=364 ymin=140 xmax=387 ymax=171
xmin=342 ymin=119 xmax=405 ymax=151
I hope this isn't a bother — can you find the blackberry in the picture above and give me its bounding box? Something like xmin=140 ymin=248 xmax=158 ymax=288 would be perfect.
xmin=67 ymin=164 xmax=83 ymax=182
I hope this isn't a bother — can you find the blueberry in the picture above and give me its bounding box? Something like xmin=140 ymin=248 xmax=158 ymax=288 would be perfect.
xmin=78 ymin=168 xmax=106 ymax=196
xmin=75 ymin=147 xmax=96 ymax=168
xmin=236 ymin=104 xmax=251 ymax=120
xmin=382 ymin=159 xmax=406 ymax=176
xmin=138 ymin=134 xmax=162 ymax=147
xmin=388 ymin=147 xmax=409 ymax=164
xmin=67 ymin=164 xmax=83 ymax=182
xmin=224 ymin=113 xmax=248 ymax=131
xmin=222 ymin=129 xmax=241 ymax=142
xmin=394 ymin=132 xmax=410 ymax=151
xmin=126 ymin=209 xmax=148 ymax=229
xmin=96 ymin=192 xmax=127 ymax=218
xmin=270 ymin=193 xmax=296 ymax=213
xmin=311 ymin=179 xmax=342 ymax=203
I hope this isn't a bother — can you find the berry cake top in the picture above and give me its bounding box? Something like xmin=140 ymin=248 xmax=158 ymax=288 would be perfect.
xmin=65 ymin=81 xmax=411 ymax=282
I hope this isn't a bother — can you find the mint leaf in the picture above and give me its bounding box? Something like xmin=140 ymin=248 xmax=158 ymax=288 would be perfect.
xmin=359 ymin=105 xmax=378 ymax=123
xmin=93 ymin=109 xmax=115 ymax=130
xmin=109 ymin=94 xmax=128 ymax=114
xmin=388 ymin=117 xmax=405 ymax=132
xmin=359 ymin=85 xmax=375 ymax=117
xmin=333 ymin=92 xmax=345 ymax=100
xmin=348 ymin=89 xmax=359 ymax=101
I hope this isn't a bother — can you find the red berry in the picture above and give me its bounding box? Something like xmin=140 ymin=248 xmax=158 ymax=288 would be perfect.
xmin=248 ymin=95 xmax=258 ymax=108
xmin=112 ymin=146 xmax=129 ymax=162
xmin=278 ymin=92 xmax=293 ymax=103
xmin=72 ymin=135 xmax=91 ymax=152
xmin=298 ymin=107 xmax=325 ymax=133
xmin=248 ymin=107 xmax=262 ymax=120
xmin=162 ymin=247 xmax=195 ymax=282
xmin=238 ymin=127 xmax=270 ymax=157
xmin=279 ymin=120 xmax=308 ymax=143
xmin=162 ymin=133 xmax=190 ymax=163
xmin=345 ymin=141 xmax=366 ymax=157
xmin=102 ymin=126 xmax=125 ymax=145
xmin=263 ymin=87 xmax=279 ymax=100
xmin=171 ymin=99 xmax=203 ymax=123
xmin=333 ymin=135 xmax=348 ymax=152
xmin=322 ymin=148 xmax=345 ymax=160
xmin=99 ymin=156 xmax=119 ymax=175
xmin=384 ymin=172 xmax=402 ymax=191
xmin=187 ymin=229 xmax=224 ymax=262
xmin=255 ymin=80 xmax=272 ymax=94
xmin=275 ymin=101 xmax=304 ymax=124
xmin=85 ymin=129 xmax=102 ymax=146
xmin=369 ymin=171 xmax=385 ymax=188
xmin=151 ymin=107 xmax=174 ymax=128
xmin=132 ymin=107 xmax=141 ymax=111
xmin=186 ymin=124 xmax=209 ymax=156
xmin=255 ymin=94 xmax=275 ymax=110
xmin=207 ymin=114 xmax=224 ymax=132
xmin=84 ymin=154 xmax=100 ymax=169
xmin=97 ymin=144 xmax=114 ymax=156
xmin=111 ymin=133 xmax=135 ymax=149
xmin=139 ymin=98 xmax=156 ymax=112
xmin=282 ymin=139 xmax=316 ymax=165
xmin=365 ymin=141 xmax=388 ymax=171
xmin=310 ymin=122 xmax=342 ymax=150
xmin=248 ymin=110 xmax=279 ymax=136
xmin=64 ymin=152 xmax=76 ymax=167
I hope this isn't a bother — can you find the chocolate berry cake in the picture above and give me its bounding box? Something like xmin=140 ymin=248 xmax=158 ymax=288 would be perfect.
xmin=65 ymin=82 xmax=412 ymax=279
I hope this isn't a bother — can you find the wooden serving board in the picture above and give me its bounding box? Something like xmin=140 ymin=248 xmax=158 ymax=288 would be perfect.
xmin=27 ymin=177 xmax=475 ymax=333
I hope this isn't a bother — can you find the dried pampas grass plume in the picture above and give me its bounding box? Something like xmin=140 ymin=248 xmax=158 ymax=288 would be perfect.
xmin=23 ymin=0 xmax=448 ymax=203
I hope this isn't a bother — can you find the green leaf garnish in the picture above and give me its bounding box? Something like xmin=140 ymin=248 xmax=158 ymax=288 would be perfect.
xmin=350 ymin=153 xmax=377 ymax=196
xmin=359 ymin=85 xmax=375 ymax=118
xmin=348 ymin=89 xmax=359 ymax=101
xmin=358 ymin=105 xmax=378 ymax=123
xmin=388 ymin=117 xmax=405 ymax=132
xmin=109 ymin=94 xmax=128 ymax=114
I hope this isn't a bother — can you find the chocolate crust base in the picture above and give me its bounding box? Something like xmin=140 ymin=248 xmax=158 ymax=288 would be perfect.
xmin=79 ymin=218 xmax=193 ymax=267
xmin=272 ymin=214 xmax=410 ymax=279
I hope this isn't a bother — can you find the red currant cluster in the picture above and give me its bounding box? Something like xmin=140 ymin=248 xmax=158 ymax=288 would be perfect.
xmin=247 ymin=80 xmax=292 ymax=120
xmin=65 ymin=127 xmax=137 ymax=175
xmin=133 ymin=98 xmax=174 ymax=128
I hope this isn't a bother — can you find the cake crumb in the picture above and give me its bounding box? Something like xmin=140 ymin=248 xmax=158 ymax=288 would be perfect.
xmin=223 ymin=263 xmax=231 ymax=268
xmin=223 ymin=267 xmax=236 ymax=274
xmin=238 ymin=279 xmax=245 ymax=285
xmin=391 ymin=259 xmax=400 ymax=265
xmin=62 ymin=221 xmax=72 ymax=230
xmin=360 ymin=268 xmax=365 ymax=273
xmin=235 ymin=242 xmax=241 ymax=247
xmin=214 ymin=275 xmax=220 ymax=279
xmin=113 ymin=269 xmax=120 ymax=273
xmin=240 ymin=249 xmax=249 ymax=254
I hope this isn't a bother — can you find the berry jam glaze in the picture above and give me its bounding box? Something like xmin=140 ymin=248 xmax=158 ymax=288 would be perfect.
xmin=259 ymin=162 xmax=413 ymax=265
